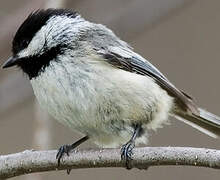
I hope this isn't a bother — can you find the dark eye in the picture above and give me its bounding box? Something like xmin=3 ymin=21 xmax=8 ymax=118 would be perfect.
xmin=22 ymin=39 xmax=29 ymax=48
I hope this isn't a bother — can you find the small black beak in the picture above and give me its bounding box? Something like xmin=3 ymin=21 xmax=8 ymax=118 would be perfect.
xmin=2 ymin=56 xmax=19 ymax=69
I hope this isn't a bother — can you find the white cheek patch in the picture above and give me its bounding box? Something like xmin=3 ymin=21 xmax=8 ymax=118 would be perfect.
xmin=18 ymin=28 xmax=46 ymax=58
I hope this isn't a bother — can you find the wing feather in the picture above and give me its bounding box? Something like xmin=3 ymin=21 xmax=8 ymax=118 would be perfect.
xmin=97 ymin=46 xmax=198 ymax=115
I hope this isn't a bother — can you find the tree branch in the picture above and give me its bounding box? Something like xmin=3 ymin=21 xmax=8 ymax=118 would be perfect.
xmin=0 ymin=147 xmax=220 ymax=179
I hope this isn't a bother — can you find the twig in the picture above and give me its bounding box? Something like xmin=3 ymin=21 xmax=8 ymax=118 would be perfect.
xmin=0 ymin=147 xmax=219 ymax=179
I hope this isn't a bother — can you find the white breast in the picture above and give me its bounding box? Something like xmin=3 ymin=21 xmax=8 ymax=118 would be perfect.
xmin=31 ymin=55 xmax=173 ymax=147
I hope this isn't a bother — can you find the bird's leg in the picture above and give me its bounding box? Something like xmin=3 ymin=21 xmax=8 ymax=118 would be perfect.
xmin=56 ymin=136 xmax=89 ymax=168
xmin=121 ymin=124 xmax=142 ymax=169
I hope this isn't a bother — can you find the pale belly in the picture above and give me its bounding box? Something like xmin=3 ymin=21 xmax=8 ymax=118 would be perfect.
xmin=31 ymin=61 xmax=173 ymax=147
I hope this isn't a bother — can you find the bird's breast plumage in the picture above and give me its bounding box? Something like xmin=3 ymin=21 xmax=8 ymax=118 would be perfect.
xmin=30 ymin=54 xmax=173 ymax=147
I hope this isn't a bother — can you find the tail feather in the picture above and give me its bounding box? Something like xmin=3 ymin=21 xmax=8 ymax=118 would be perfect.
xmin=174 ymin=108 xmax=220 ymax=138
xmin=198 ymin=108 xmax=220 ymax=127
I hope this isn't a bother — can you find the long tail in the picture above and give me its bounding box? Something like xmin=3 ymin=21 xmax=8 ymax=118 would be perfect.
xmin=174 ymin=108 xmax=220 ymax=138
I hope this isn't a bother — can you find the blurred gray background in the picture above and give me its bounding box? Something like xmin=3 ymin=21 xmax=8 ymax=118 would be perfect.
xmin=0 ymin=0 xmax=220 ymax=179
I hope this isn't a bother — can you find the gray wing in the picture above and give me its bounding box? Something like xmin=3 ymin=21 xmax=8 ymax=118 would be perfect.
xmin=96 ymin=46 xmax=198 ymax=115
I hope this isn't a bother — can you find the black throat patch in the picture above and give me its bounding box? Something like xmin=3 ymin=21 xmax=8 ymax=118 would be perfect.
xmin=12 ymin=8 xmax=77 ymax=79
xmin=17 ymin=45 xmax=65 ymax=79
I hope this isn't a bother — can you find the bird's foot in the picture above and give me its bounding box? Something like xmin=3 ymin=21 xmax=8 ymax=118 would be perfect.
xmin=121 ymin=140 xmax=135 ymax=169
xmin=56 ymin=144 xmax=72 ymax=166
xmin=56 ymin=144 xmax=73 ymax=174
xmin=55 ymin=136 xmax=89 ymax=174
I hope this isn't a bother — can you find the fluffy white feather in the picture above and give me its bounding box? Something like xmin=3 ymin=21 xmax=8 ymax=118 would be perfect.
xmin=31 ymin=54 xmax=174 ymax=147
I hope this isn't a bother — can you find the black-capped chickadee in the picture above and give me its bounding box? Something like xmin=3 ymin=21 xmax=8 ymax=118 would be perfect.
xmin=2 ymin=9 xmax=220 ymax=169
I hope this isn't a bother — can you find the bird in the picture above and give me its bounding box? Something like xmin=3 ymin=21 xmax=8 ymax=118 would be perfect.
xmin=2 ymin=8 xmax=220 ymax=169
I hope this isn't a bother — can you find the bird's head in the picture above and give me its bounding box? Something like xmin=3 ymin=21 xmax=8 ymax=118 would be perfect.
xmin=2 ymin=8 xmax=83 ymax=79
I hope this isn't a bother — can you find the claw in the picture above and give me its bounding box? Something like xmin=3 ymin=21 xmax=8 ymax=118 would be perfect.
xmin=55 ymin=136 xmax=89 ymax=174
xmin=121 ymin=141 xmax=135 ymax=169
xmin=56 ymin=145 xmax=72 ymax=167
xmin=66 ymin=168 xmax=72 ymax=174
